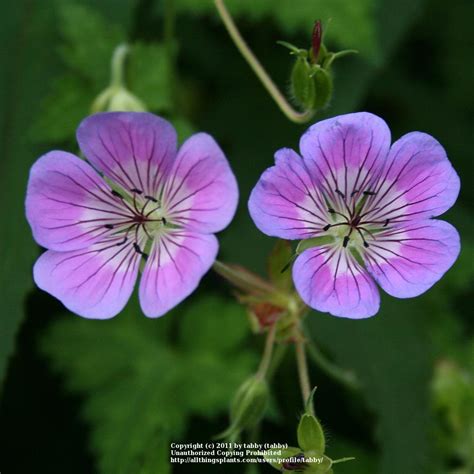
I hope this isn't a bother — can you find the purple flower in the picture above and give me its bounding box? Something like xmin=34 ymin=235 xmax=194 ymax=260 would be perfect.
xmin=26 ymin=112 xmax=238 ymax=319
xmin=249 ymin=112 xmax=460 ymax=318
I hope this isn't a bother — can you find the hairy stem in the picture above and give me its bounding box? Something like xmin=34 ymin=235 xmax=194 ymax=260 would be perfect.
xmin=256 ymin=322 xmax=277 ymax=379
xmin=214 ymin=0 xmax=314 ymax=124
xmin=306 ymin=336 xmax=361 ymax=390
xmin=295 ymin=336 xmax=313 ymax=413
xmin=267 ymin=343 xmax=288 ymax=380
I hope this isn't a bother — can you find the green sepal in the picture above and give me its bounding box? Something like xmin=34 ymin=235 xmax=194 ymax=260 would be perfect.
xmin=263 ymin=446 xmax=302 ymax=470
xmin=296 ymin=236 xmax=334 ymax=255
xmin=297 ymin=414 xmax=325 ymax=455
xmin=277 ymin=40 xmax=307 ymax=57
xmin=305 ymin=455 xmax=333 ymax=473
xmin=332 ymin=456 xmax=356 ymax=464
xmin=310 ymin=43 xmax=328 ymax=64
xmin=305 ymin=386 xmax=318 ymax=414
xmin=291 ymin=56 xmax=316 ymax=110
xmin=311 ymin=66 xmax=333 ymax=110
xmin=229 ymin=375 xmax=269 ymax=431
xmin=215 ymin=375 xmax=269 ymax=440
xmin=322 ymin=49 xmax=358 ymax=69
xmin=267 ymin=240 xmax=294 ymax=291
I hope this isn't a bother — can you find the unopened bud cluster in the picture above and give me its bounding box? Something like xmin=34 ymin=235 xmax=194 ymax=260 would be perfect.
xmin=279 ymin=21 xmax=356 ymax=112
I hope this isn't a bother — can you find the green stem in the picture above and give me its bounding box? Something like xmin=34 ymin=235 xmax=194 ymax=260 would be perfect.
xmin=306 ymin=336 xmax=361 ymax=390
xmin=295 ymin=336 xmax=313 ymax=413
xmin=214 ymin=0 xmax=314 ymax=124
xmin=267 ymin=342 xmax=288 ymax=380
xmin=110 ymin=44 xmax=129 ymax=88
xmin=256 ymin=323 xmax=277 ymax=379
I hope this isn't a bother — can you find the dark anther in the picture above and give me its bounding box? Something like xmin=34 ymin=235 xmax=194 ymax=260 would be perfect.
xmin=363 ymin=190 xmax=376 ymax=196
xmin=327 ymin=208 xmax=335 ymax=213
xmin=383 ymin=219 xmax=390 ymax=227
xmin=335 ymin=189 xmax=345 ymax=198
xmin=363 ymin=241 xmax=370 ymax=248
xmin=133 ymin=243 xmax=142 ymax=254
xmin=111 ymin=190 xmax=124 ymax=199
xmin=116 ymin=236 xmax=127 ymax=246
xmin=133 ymin=243 xmax=149 ymax=259
xmin=343 ymin=235 xmax=350 ymax=247
xmin=323 ymin=224 xmax=331 ymax=231
xmin=162 ymin=217 xmax=167 ymax=225
xmin=130 ymin=188 xmax=143 ymax=194
xmin=351 ymin=190 xmax=359 ymax=196
xmin=144 ymin=195 xmax=158 ymax=202
xmin=104 ymin=224 xmax=114 ymax=229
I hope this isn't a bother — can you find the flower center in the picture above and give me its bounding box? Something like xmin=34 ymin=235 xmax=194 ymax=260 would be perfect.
xmin=106 ymin=187 xmax=172 ymax=259
xmin=322 ymin=188 xmax=389 ymax=251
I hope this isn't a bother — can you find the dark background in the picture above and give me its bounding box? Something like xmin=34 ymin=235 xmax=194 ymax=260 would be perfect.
xmin=0 ymin=0 xmax=473 ymax=473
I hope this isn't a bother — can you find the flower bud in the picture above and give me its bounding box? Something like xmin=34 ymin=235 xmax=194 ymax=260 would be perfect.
xmin=91 ymin=43 xmax=147 ymax=113
xmin=290 ymin=58 xmax=333 ymax=112
xmin=217 ymin=375 xmax=269 ymax=440
xmin=91 ymin=86 xmax=147 ymax=113
xmin=297 ymin=413 xmax=325 ymax=455
xmin=230 ymin=375 xmax=269 ymax=430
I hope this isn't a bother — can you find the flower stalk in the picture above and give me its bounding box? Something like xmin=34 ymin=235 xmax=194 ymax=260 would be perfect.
xmin=306 ymin=335 xmax=361 ymax=390
xmin=213 ymin=0 xmax=314 ymax=124
xmin=110 ymin=43 xmax=129 ymax=88
xmin=91 ymin=44 xmax=147 ymax=113
xmin=256 ymin=322 xmax=278 ymax=379
xmin=294 ymin=331 xmax=313 ymax=414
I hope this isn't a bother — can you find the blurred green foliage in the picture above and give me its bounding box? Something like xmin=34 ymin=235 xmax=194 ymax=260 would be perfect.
xmin=30 ymin=3 xmax=172 ymax=143
xmin=42 ymin=295 xmax=256 ymax=473
xmin=0 ymin=0 xmax=473 ymax=473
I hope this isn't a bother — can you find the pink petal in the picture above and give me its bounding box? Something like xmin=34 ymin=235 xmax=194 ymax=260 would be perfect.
xmin=162 ymin=133 xmax=238 ymax=233
xmin=77 ymin=112 xmax=177 ymax=196
xmin=26 ymin=151 xmax=130 ymax=251
xmin=248 ymin=148 xmax=329 ymax=239
xmin=293 ymin=246 xmax=380 ymax=318
xmin=361 ymin=132 xmax=460 ymax=225
xmin=33 ymin=239 xmax=142 ymax=319
xmin=364 ymin=219 xmax=460 ymax=298
xmin=139 ymin=230 xmax=218 ymax=317
xmin=299 ymin=112 xmax=391 ymax=199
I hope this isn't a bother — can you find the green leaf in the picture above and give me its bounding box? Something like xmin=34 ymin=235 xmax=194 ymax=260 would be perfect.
xmin=56 ymin=2 xmax=124 ymax=87
xmin=31 ymin=3 xmax=173 ymax=145
xmin=41 ymin=295 xmax=256 ymax=474
xmin=30 ymin=74 xmax=91 ymax=143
